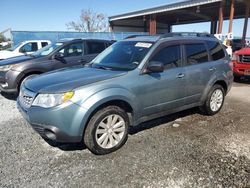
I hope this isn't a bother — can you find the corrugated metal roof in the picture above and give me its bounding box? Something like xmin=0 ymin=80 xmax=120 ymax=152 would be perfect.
xmin=109 ymin=0 xmax=222 ymax=21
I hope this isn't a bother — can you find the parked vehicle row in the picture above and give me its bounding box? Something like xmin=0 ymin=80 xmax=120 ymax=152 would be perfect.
xmin=0 ymin=38 xmax=113 ymax=95
xmin=0 ymin=40 xmax=51 ymax=60
xmin=14 ymin=33 xmax=233 ymax=155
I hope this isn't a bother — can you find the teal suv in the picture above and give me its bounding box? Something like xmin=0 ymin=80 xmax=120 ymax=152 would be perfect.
xmin=17 ymin=33 xmax=233 ymax=155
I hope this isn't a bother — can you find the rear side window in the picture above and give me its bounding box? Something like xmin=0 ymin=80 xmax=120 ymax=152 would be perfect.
xmin=184 ymin=43 xmax=208 ymax=65
xmin=87 ymin=41 xmax=106 ymax=54
xmin=58 ymin=42 xmax=83 ymax=57
xmin=41 ymin=42 xmax=48 ymax=48
xmin=206 ymin=41 xmax=225 ymax=60
xmin=150 ymin=45 xmax=181 ymax=70
xmin=19 ymin=42 xmax=38 ymax=53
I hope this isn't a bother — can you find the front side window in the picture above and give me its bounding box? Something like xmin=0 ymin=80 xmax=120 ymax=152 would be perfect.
xmin=20 ymin=42 xmax=38 ymax=53
xmin=58 ymin=43 xmax=83 ymax=57
xmin=206 ymin=41 xmax=225 ymax=60
xmin=184 ymin=43 xmax=208 ymax=65
xmin=87 ymin=42 xmax=106 ymax=54
xmin=150 ymin=45 xmax=181 ymax=70
xmin=92 ymin=41 xmax=153 ymax=71
xmin=32 ymin=42 xmax=63 ymax=57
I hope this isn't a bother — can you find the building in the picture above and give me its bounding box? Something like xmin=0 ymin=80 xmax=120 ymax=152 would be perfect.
xmin=109 ymin=0 xmax=249 ymax=40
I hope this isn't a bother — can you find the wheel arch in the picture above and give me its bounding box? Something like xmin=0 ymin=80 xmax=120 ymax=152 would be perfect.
xmin=80 ymin=97 xmax=135 ymax=138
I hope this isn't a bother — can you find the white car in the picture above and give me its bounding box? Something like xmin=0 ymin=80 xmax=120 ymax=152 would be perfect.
xmin=0 ymin=40 xmax=51 ymax=60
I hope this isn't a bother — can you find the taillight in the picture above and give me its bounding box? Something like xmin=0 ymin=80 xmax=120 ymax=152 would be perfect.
xmin=232 ymin=54 xmax=240 ymax=62
xmin=229 ymin=61 xmax=234 ymax=71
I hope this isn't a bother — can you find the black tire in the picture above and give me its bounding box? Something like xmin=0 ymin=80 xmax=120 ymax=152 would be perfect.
xmin=200 ymin=84 xmax=225 ymax=116
xmin=84 ymin=106 xmax=129 ymax=155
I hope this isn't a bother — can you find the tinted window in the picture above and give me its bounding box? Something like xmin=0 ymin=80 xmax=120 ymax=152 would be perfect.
xmin=20 ymin=42 xmax=38 ymax=53
xmin=41 ymin=42 xmax=48 ymax=48
xmin=185 ymin=43 xmax=208 ymax=65
xmin=206 ymin=41 xmax=225 ymax=60
xmin=150 ymin=45 xmax=181 ymax=70
xmin=87 ymin=42 xmax=105 ymax=54
xmin=59 ymin=43 xmax=83 ymax=57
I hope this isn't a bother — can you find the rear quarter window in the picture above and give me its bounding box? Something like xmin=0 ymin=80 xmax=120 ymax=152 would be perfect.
xmin=206 ymin=41 xmax=225 ymax=60
xmin=41 ymin=42 xmax=48 ymax=47
xmin=87 ymin=41 xmax=106 ymax=54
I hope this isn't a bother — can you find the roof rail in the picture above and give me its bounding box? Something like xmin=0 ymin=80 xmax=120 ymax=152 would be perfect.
xmin=159 ymin=32 xmax=215 ymax=39
xmin=124 ymin=34 xmax=150 ymax=39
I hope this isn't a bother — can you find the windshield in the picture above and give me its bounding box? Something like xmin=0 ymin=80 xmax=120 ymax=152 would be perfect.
xmin=92 ymin=41 xmax=153 ymax=71
xmin=32 ymin=42 xmax=63 ymax=57
xmin=7 ymin=42 xmax=24 ymax=51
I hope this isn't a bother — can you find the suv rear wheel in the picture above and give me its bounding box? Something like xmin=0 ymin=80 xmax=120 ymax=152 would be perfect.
xmin=84 ymin=106 xmax=129 ymax=155
xmin=200 ymin=84 xmax=225 ymax=115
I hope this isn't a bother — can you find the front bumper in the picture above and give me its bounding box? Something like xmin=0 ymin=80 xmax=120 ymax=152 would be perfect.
xmin=233 ymin=61 xmax=250 ymax=77
xmin=17 ymin=98 xmax=88 ymax=143
xmin=0 ymin=70 xmax=19 ymax=94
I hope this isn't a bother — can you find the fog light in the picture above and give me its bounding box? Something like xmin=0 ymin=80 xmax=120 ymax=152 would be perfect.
xmin=44 ymin=129 xmax=56 ymax=140
xmin=1 ymin=82 xmax=8 ymax=88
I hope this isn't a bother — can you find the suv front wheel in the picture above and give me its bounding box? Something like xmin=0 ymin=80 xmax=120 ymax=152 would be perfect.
xmin=200 ymin=84 xmax=225 ymax=115
xmin=84 ymin=106 xmax=129 ymax=155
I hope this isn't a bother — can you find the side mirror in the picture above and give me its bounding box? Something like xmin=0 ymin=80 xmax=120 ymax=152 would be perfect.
xmin=147 ymin=61 xmax=164 ymax=73
xmin=53 ymin=53 xmax=66 ymax=63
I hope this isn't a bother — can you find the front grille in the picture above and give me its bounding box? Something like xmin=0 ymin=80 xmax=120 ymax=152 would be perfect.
xmin=19 ymin=87 xmax=36 ymax=109
xmin=239 ymin=55 xmax=250 ymax=63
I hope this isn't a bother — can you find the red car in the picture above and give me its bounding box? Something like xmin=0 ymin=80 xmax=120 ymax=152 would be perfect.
xmin=231 ymin=47 xmax=250 ymax=79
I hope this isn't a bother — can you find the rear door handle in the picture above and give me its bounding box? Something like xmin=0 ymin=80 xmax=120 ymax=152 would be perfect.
xmin=177 ymin=73 xmax=185 ymax=78
xmin=209 ymin=67 xmax=216 ymax=71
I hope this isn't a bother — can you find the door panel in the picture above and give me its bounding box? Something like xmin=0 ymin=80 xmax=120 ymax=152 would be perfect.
xmin=183 ymin=42 xmax=215 ymax=104
xmin=138 ymin=67 xmax=186 ymax=116
xmin=137 ymin=44 xmax=186 ymax=117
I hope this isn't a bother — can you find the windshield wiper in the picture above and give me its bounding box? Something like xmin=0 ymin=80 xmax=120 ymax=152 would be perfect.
xmin=93 ymin=65 xmax=113 ymax=70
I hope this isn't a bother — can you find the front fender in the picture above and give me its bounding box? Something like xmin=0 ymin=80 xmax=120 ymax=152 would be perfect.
xmin=75 ymin=87 xmax=138 ymax=133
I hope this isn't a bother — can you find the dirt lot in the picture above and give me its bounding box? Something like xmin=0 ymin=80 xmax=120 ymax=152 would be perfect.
xmin=0 ymin=81 xmax=250 ymax=187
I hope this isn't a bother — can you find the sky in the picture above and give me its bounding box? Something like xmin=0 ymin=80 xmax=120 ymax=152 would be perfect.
xmin=1 ymin=0 xmax=249 ymax=37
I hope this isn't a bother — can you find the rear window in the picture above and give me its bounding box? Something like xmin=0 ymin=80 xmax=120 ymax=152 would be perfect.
xmin=206 ymin=41 xmax=225 ymax=60
xmin=184 ymin=43 xmax=209 ymax=65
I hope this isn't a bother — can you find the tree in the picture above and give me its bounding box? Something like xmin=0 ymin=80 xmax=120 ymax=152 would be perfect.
xmin=66 ymin=9 xmax=108 ymax=32
xmin=0 ymin=33 xmax=7 ymax=43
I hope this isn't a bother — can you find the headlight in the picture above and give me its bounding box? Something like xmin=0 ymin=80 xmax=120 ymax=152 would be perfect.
xmin=32 ymin=91 xmax=74 ymax=108
xmin=0 ymin=65 xmax=13 ymax=71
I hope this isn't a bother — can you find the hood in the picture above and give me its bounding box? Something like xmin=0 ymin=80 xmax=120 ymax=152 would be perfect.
xmin=0 ymin=55 xmax=35 ymax=66
xmin=0 ymin=50 xmax=23 ymax=59
xmin=235 ymin=47 xmax=250 ymax=55
xmin=25 ymin=67 xmax=127 ymax=93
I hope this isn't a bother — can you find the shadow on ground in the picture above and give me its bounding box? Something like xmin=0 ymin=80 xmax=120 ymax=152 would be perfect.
xmin=0 ymin=92 xmax=18 ymax=101
xmin=43 ymin=107 xmax=200 ymax=151
xmin=234 ymin=77 xmax=250 ymax=84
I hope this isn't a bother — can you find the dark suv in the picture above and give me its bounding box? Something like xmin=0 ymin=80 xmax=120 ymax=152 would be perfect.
xmin=18 ymin=33 xmax=233 ymax=155
xmin=0 ymin=38 xmax=113 ymax=95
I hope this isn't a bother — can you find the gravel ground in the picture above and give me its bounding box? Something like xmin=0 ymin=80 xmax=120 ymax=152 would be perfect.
xmin=0 ymin=81 xmax=250 ymax=187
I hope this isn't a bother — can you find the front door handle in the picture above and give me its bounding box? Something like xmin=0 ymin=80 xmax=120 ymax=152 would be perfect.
xmin=177 ymin=73 xmax=185 ymax=78
xmin=77 ymin=59 xmax=87 ymax=64
xmin=209 ymin=67 xmax=216 ymax=71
